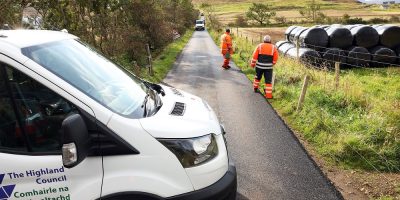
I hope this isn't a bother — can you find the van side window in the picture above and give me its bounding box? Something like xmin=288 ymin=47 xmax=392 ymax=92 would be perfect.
xmin=0 ymin=67 xmax=28 ymax=151
xmin=1 ymin=65 xmax=77 ymax=153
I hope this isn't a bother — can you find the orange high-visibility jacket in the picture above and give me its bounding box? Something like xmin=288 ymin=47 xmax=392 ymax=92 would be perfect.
xmin=251 ymin=43 xmax=279 ymax=69
xmin=220 ymin=32 xmax=233 ymax=55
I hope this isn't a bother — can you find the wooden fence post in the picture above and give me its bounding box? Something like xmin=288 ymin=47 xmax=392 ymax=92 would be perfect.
xmin=146 ymin=43 xmax=153 ymax=76
xmin=237 ymin=27 xmax=239 ymax=36
xmin=297 ymin=75 xmax=310 ymax=111
xmin=335 ymin=62 xmax=340 ymax=90
xmin=259 ymin=34 xmax=262 ymax=43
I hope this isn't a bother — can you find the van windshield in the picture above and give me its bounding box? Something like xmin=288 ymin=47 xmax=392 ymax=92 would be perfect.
xmin=196 ymin=20 xmax=204 ymax=24
xmin=22 ymin=39 xmax=147 ymax=118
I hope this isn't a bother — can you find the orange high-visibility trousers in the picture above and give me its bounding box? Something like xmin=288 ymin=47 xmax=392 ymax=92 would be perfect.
xmin=253 ymin=68 xmax=273 ymax=99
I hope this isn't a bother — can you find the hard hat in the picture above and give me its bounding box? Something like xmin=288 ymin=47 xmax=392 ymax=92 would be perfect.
xmin=263 ymin=35 xmax=271 ymax=43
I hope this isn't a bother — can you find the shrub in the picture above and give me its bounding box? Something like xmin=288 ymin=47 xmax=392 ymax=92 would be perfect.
xmin=234 ymin=15 xmax=248 ymax=27
xmin=369 ymin=17 xmax=389 ymax=24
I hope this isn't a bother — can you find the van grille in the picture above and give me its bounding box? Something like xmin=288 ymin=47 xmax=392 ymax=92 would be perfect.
xmin=171 ymin=88 xmax=184 ymax=97
xmin=170 ymin=102 xmax=185 ymax=116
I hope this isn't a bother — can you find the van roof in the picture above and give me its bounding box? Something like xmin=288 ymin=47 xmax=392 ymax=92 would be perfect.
xmin=0 ymin=30 xmax=77 ymax=49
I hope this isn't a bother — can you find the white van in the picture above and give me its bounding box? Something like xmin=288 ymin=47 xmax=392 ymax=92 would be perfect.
xmin=0 ymin=30 xmax=236 ymax=200
xmin=195 ymin=20 xmax=205 ymax=31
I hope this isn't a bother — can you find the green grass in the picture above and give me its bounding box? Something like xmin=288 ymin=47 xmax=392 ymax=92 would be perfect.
xmin=115 ymin=30 xmax=193 ymax=83
xmin=210 ymin=29 xmax=400 ymax=172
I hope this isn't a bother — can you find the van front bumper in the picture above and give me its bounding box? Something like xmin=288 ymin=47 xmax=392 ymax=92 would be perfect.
xmin=167 ymin=161 xmax=237 ymax=200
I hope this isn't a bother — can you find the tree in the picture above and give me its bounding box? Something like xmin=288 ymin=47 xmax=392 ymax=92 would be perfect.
xmin=0 ymin=0 xmax=23 ymax=27
xmin=299 ymin=0 xmax=323 ymax=23
xmin=245 ymin=3 xmax=276 ymax=26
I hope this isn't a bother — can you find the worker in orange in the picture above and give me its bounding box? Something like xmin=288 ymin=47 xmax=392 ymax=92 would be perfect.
xmin=250 ymin=35 xmax=279 ymax=99
xmin=220 ymin=28 xmax=233 ymax=69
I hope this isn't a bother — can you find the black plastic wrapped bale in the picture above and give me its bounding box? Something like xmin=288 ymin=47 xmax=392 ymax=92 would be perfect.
xmin=322 ymin=48 xmax=347 ymax=69
xmin=375 ymin=25 xmax=400 ymax=49
xmin=294 ymin=27 xmax=309 ymax=45
xmin=326 ymin=27 xmax=353 ymax=49
xmin=286 ymin=48 xmax=322 ymax=67
xmin=346 ymin=46 xmax=371 ymax=67
xmin=276 ymin=40 xmax=289 ymax=48
xmin=288 ymin=26 xmax=306 ymax=43
xmin=350 ymin=25 xmax=379 ymax=48
xmin=285 ymin=26 xmax=297 ymax=41
xmin=396 ymin=46 xmax=400 ymax=56
xmin=299 ymin=27 xmax=329 ymax=51
xmin=278 ymin=42 xmax=296 ymax=56
xmin=369 ymin=46 xmax=397 ymax=67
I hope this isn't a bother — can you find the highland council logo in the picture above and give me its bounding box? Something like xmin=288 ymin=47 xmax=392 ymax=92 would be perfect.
xmin=0 ymin=174 xmax=16 ymax=200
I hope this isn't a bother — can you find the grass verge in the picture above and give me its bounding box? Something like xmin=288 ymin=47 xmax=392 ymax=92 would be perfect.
xmin=115 ymin=30 xmax=193 ymax=83
xmin=210 ymin=29 xmax=400 ymax=173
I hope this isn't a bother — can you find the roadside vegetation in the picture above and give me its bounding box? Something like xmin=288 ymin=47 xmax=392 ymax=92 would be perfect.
xmin=117 ymin=30 xmax=193 ymax=83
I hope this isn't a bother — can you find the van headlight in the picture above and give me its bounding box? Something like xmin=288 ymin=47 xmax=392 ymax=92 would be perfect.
xmin=158 ymin=134 xmax=218 ymax=168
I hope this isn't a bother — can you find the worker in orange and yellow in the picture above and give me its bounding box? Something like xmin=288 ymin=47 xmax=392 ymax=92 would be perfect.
xmin=220 ymin=28 xmax=233 ymax=69
xmin=250 ymin=35 xmax=279 ymax=99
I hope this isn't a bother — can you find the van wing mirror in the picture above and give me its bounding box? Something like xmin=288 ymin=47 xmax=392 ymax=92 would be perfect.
xmin=61 ymin=114 xmax=90 ymax=168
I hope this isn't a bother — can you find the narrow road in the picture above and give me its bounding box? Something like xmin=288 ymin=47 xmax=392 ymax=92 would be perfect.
xmin=163 ymin=31 xmax=342 ymax=200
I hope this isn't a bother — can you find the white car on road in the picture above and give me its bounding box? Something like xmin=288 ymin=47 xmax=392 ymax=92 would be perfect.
xmin=0 ymin=30 xmax=236 ymax=200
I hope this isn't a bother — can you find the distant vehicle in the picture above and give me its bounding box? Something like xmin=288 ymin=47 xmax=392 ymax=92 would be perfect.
xmin=195 ymin=20 xmax=205 ymax=31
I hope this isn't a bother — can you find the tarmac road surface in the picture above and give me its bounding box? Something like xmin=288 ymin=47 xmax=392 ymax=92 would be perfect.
xmin=163 ymin=30 xmax=343 ymax=200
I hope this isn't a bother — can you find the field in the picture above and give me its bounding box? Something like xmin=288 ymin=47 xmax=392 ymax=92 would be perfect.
xmin=193 ymin=0 xmax=400 ymax=25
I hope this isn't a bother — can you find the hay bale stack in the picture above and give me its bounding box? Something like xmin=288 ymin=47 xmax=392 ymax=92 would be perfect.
xmin=285 ymin=26 xmax=297 ymax=41
xmin=350 ymin=25 xmax=379 ymax=48
xmin=369 ymin=46 xmax=397 ymax=67
xmin=299 ymin=27 xmax=329 ymax=51
xmin=286 ymin=48 xmax=322 ymax=66
xmin=346 ymin=46 xmax=371 ymax=67
xmin=322 ymin=48 xmax=347 ymax=69
xmin=375 ymin=25 xmax=400 ymax=49
xmin=326 ymin=27 xmax=353 ymax=49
